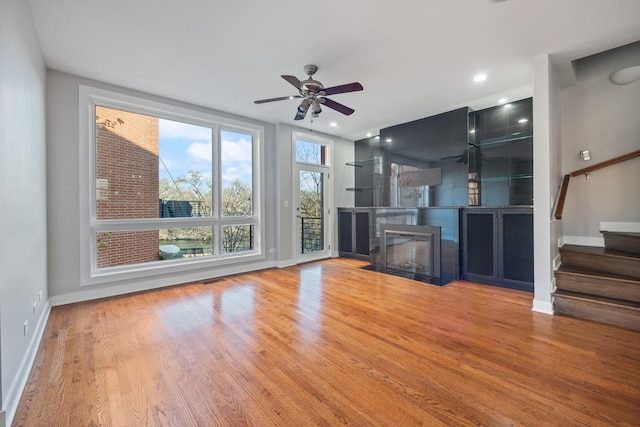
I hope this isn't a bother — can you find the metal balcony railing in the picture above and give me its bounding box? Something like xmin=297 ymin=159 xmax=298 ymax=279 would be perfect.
xmin=300 ymin=216 xmax=323 ymax=254
xmin=159 ymin=199 xmax=208 ymax=217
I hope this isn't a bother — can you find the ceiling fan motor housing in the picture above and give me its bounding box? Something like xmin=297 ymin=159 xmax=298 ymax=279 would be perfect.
xmin=300 ymin=79 xmax=324 ymax=96
xmin=303 ymin=64 xmax=318 ymax=76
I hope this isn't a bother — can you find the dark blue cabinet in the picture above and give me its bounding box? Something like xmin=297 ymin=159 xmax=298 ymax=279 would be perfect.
xmin=463 ymin=208 xmax=533 ymax=291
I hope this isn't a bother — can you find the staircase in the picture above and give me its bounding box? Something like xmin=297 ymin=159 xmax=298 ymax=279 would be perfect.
xmin=554 ymin=231 xmax=640 ymax=331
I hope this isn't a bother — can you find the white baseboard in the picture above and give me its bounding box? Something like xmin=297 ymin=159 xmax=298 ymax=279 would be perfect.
xmin=50 ymin=260 xmax=275 ymax=306
xmin=276 ymin=259 xmax=296 ymax=268
xmin=553 ymin=253 xmax=562 ymax=270
xmin=3 ymin=301 xmax=51 ymax=427
xmin=532 ymin=298 xmax=554 ymax=315
xmin=562 ymin=235 xmax=604 ymax=247
xmin=600 ymin=221 xmax=640 ymax=233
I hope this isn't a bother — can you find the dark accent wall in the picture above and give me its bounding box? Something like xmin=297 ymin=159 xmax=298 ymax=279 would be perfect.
xmin=352 ymin=99 xmax=533 ymax=208
xmin=354 ymin=107 xmax=470 ymax=207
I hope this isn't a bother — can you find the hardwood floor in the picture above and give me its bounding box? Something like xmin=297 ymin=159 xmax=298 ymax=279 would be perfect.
xmin=13 ymin=258 xmax=640 ymax=426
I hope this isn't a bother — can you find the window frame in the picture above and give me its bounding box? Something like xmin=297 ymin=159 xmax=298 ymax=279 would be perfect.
xmin=79 ymin=85 xmax=265 ymax=286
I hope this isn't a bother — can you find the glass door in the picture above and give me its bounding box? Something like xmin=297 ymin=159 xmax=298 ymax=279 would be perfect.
xmin=294 ymin=136 xmax=331 ymax=263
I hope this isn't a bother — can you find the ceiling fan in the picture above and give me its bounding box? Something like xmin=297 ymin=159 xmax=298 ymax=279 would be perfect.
xmin=254 ymin=64 xmax=363 ymax=121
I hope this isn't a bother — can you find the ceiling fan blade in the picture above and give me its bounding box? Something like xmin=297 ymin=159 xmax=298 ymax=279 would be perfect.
xmin=320 ymin=97 xmax=355 ymax=116
xmin=281 ymin=75 xmax=302 ymax=89
xmin=322 ymin=82 xmax=363 ymax=96
xmin=254 ymin=95 xmax=301 ymax=104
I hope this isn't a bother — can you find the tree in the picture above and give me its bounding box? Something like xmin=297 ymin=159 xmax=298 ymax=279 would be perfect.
xmin=159 ymin=173 xmax=254 ymax=254
xmin=221 ymin=179 xmax=253 ymax=253
xmin=159 ymin=170 xmax=212 ymax=243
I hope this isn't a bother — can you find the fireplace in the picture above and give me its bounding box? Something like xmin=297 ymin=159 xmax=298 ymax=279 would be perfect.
xmin=379 ymin=224 xmax=441 ymax=282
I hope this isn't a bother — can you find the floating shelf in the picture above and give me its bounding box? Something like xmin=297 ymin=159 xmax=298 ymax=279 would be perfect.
xmin=345 ymin=187 xmax=373 ymax=191
xmin=469 ymin=132 xmax=533 ymax=148
xmin=345 ymin=157 xmax=380 ymax=167
xmin=468 ymin=174 xmax=533 ymax=183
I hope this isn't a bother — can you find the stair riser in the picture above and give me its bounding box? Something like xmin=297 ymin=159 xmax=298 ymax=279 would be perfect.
xmin=561 ymin=252 xmax=640 ymax=279
xmin=555 ymin=273 xmax=640 ymax=303
xmin=603 ymin=233 xmax=640 ymax=256
xmin=554 ymin=296 xmax=640 ymax=331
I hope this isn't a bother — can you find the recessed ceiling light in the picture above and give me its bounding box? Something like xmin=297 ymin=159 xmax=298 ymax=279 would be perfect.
xmin=498 ymin=97 xmax=508 ymax=104
xmin=518 ymin=118 xmax=528 ymax=123
xmin=366 ymin=132 xmax=372 ymax=137
xmin=469 ymin=129 xmax=476 ymax=134
xmin=473 ymin=74 xmax=487 ymax=82
xmin=610 ymin=65 xmax=640 ymax=85
xmin=329 ymin=122 xmax=338 ymax=127
xmin=385 ymin=138 xmax=392 ymax=143
xmin=288 ymin=96 xmax=295 ymax=100
xmin=374 ymin=136 xmax=380 ymax=139
xmin=503 ymin=103 xmax=512 ymax=108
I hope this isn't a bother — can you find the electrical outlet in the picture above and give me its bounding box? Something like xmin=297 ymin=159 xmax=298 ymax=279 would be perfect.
xmin=24 ymin=320 xmax=29 ymax=336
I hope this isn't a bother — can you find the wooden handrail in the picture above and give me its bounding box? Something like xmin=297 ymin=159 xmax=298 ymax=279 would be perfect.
xmin=554 ymin=149 xmax=640 ymax=220
xmin=554 ymin=175 xmax=571 ymax=220
xmin=570 ymin=149 xmax=640 ymax=177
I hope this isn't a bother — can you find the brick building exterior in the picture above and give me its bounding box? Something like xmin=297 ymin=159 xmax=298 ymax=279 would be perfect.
xmin=95 ymin=106 xmax=160 ymax=267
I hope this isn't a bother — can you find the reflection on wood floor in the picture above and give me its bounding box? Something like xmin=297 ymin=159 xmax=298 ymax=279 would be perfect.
xmin=14 ymin=258 xmax=640 ymax=426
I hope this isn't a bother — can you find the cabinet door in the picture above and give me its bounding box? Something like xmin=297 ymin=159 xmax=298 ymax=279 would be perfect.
xmin=500 ymin=210 xmax=534 ymax=289
xmin=464 ymin=210 xmax=498 ymax=281
xmin=354 ymin=211 xmax=370 ymax=256
xmin=338 ymin=210 xmax=353 ymax=255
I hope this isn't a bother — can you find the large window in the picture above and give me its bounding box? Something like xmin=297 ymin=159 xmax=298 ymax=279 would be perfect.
xmin=81 ymin=86 xmax=263 ymax=283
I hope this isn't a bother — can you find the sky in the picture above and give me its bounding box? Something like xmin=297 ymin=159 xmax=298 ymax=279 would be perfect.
xmin=158 ymin=119 xmax=253 ymax=191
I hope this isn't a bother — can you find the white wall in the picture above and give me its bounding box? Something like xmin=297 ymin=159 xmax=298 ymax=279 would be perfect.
xmin=0 ymin=0 xmax=49 ymax=425
xmin=561 ymin=43 xmax=640 ymax=244
xmin=46 ymin=70 xmax=278 ymax=304
xmin=532 ymin=54 xmax=563 ymax=314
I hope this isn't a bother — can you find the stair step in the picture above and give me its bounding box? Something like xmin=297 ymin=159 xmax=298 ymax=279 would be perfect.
xmin=560 ymin=244 xmax=640 ymax=279
xmin=553 ymin=290 xmax=640 ymax=331
xmin=602 ymin=231 xmax=640 ymax=255
xmin=555 ymin=264 xmax=640 ymax=303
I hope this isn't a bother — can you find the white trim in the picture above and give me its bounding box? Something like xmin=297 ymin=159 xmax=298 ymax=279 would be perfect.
xmin=291 ymin=131 xmax=334 ymax=264
xmin=276 ymin=259 xmax=296 ymax=268
xmin=51 ymin=260 xmax=275 ymax=306
xmin=562 ymin=235 xmax=604 ymax=247
xmin=532 ymin=298 xmax=554 ymax=314
xmin=3 ymin=302 xmax=51 ymax=427
xmin=553 ymin=253 xmax=562 ymax=271
xmin=600 ymin=221 xmax=640 ymax=233
xmin=78 ymin=85 xmax=265 ymax=287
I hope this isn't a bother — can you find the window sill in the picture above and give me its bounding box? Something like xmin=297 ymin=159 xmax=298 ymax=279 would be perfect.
xmin=83 ymin=250 xmax=265 ymax=287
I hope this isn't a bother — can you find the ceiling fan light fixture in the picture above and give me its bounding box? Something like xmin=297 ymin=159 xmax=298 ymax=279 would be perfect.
xmin=297 ymin=98 xmax=311 ymax=114
xmin=311 ymin=99 xmax=322 ymax=115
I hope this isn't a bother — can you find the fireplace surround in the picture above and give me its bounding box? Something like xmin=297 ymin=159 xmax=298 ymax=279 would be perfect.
xmin=379 ymin=224 xmax=441 ymax=283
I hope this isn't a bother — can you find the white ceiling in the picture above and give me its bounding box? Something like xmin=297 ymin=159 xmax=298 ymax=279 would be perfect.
xmin=27 ymin=0 xmax=640 ymax=140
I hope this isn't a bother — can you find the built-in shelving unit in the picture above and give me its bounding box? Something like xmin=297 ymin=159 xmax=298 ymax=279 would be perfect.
xmin=341 ymin=98 xmax=534 ymax=292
